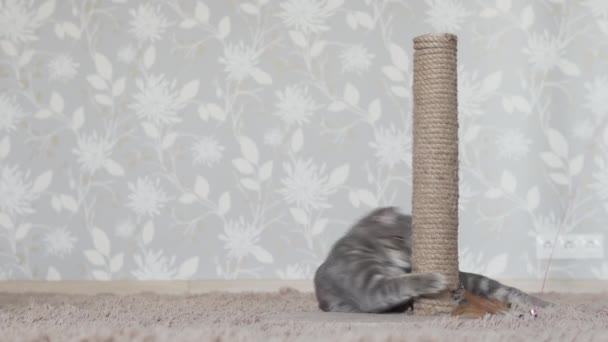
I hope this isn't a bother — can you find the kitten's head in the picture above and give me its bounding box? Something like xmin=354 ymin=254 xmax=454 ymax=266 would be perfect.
xmin=352 ymin=207 xmax=412 ymax=249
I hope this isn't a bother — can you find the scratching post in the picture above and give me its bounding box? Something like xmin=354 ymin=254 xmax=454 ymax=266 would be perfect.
xmin=411 ymin=33 xmax=460 ymax=315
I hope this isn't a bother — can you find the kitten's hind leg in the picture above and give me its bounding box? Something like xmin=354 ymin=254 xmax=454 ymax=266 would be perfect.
xmin=356 ymin=272 xmax=447 ymax=313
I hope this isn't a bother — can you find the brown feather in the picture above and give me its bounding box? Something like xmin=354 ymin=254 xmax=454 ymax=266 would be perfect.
xmin=451 ymin=290 xmax=510 ymax=318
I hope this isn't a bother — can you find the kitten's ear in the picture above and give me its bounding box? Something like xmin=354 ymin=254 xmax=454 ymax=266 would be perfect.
xmin=372 ymin=207 xmax=399 ymax=225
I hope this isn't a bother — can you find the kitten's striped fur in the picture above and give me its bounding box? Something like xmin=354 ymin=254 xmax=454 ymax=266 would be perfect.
xmin=314 ymin=207 xmax=551 ymax=313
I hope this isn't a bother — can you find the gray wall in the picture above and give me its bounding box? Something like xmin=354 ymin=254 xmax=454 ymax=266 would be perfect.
xmin=1 ymin=0 xmax=607 ymax=280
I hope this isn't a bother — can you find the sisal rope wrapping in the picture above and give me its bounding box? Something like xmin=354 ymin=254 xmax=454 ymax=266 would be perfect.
xmin=411 ymin=33 xmax=460 ymax=315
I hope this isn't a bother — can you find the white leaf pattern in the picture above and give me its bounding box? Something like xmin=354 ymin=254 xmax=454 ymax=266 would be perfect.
xmin=32 ymin=171 xmax=53 ymax=193
xmin=84 ymin=250 xmax=105 ymax=266
xmin=547 ymin=129 xmax=569 ymax=158
xmin=232 ymin=158 xmax=255 ymax=174
xmin=112 ymin=78 xmax=126 ymax=97
xmin=142 ymin=221 xmax=154 ymax=245
xmin=87 ymin=75 xmax=107 ymax=90
xmin=312 ymin=219 xmax=328 ymax=236
xmin=485 ymin=254 xmax=508 ymax=277
xmin=344 ymin=83 xmax=359 ymax=106
xmin=496 ymin=0 xmax=511 ymax=12
xmin=511 ymin=96 xmax=531 ymax=113
xmin=218 ymin=192 xmax=231 ymax=215
xmin=481 ymin=71 xmax=502 ymax=93
xmin=569 ymin=155 xmax=584 ymax=176
xmin=389 ymin=43 xmax=408 ymax=71
xmin=527 ymin=187 xmax=540 ymax=210
xmin=259 ymin=161 xmax=273 ymax=182
xmin=36 ymin=0 xmax=56 ymax=21
xmin=218 ymin=17 xmax=231 ymax=39
xmin=104 ymin=160 xmax=125 ymax=176
xmin=521 ymin=5 xmax=534 ymax=30
xmin=179 ymin=80 xmax=200 ymax=102
xmin=0 ymin=0 xmax=604 ymax=281
xmin=15 ymin=224 xmax=30 ymax=240
xmin=310 ymin=41 xmax=326 ymax=57
xmin=177 ymin=257 xmax=199 ymax=279
xmin=485 ymin=188 xmax=503 ymax=199
xmin=501 ymin=171 xmax=516 ymax=193
xmin=60 ymin=195 xmax=78 ymax=212
xmin=92 ymin=270 xmax=110 ymax=280
xmin=72 ymin=107 xmax=84 ymax=130
xmin=290 ymin=208 xmax=309 ymax=225
xmin=0 ymin=136 xmax=9 ymax=159
xmin=50 ymin=92 xmax=64 ymax=113
xmin=1 ymin=40 xmax=17 ymax=56
xmin=382 ymin=66 xmax=404 ymax=81
xmin=194 ymin=176 xmax=210 ymax=198
xmin=251 ymin=246 xmax=273 ymax=264
xmin=238 ymin=137 xmax=259 ymax=164
xmin=241 ymin=178 xmax=260 ymax=191
xmin=47 ymin=267 xmax=61 ymax=281
xmin=357 ymin=189 xmax=378 ymax=207
xmin=92 ymin=227 xmax=110 ymax=257
xmin=179 ymin=193 xmax=197 ymax=204
xmin=289 ymin=31 xmax=307 ymax=47
xmin=94 ymin=53 xmax=112 ymax=80
xmin=368 ymin=99 xmax=381 ymax=123
xmin=328 ymin=165 xmax=349 ymax=188
xmin=195 ymin=2 xmax=210 ymax=23
xmin=0 ymin=213 xmax=12 ymax=229
xmin=110 ymin=254 xmax=124 ymax=273
xmin=541 ymin=152 xmax=563 ymax=168
xmin=63 ymin=22 xmax=80 ymax=39
xmin=143 ymin=46 xmax=155 ymax=68
xmin=241 ymin=3 xmax=259 ymax=15
xmin=251 ymin=68 xmax=272 ymax=84
xmin=291 ymin=129 xmax=303 ymax=152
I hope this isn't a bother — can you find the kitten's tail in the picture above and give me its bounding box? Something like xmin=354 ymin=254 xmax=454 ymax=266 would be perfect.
xmin=459 ymin=271 xmax=553 ymax=308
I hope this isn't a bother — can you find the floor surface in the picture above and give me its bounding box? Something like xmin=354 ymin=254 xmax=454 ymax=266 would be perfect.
xmin=1 ymin=288 xmax=607 ymax=341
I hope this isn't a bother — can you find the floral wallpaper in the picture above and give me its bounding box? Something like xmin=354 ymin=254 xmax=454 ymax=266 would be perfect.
xmin=1 ymin=0 xmax=608 ymax=280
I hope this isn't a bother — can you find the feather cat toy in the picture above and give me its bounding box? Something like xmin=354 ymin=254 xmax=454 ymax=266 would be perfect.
xmin=451 ymin=289 xmax=510 ymax=318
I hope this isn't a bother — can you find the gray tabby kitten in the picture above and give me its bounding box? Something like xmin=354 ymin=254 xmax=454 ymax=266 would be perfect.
xmin=314 ymin=207 xmax=551 ymax=313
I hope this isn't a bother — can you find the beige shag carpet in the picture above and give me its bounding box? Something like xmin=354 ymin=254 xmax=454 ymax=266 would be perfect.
xmin=1 ymin=289 xmax=608 ymax=341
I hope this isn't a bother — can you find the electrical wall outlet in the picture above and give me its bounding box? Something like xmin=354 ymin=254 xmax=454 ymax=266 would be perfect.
xmin=536 ymin=234 xmax=604 ymax=260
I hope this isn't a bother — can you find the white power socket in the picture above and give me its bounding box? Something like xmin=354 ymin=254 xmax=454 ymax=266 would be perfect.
xmin=536 ymin=234 xmax=604 ymax=260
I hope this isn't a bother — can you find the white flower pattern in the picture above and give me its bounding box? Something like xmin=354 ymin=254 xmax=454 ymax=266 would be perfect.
xmin=496 ymin=130 xmax=532 ymax=161
xmin=0 ymin=1 xmax=605 ymax=280
xmin=424 ymin=0 xmax=471 ymax=32
xmin=0 ymin=166 xmax=37 ymax=217
xmin=44 ymin=227 xmax=77 ymax=258
xmin=129 ymin=4 xmax=170 ymax=43
xmin=72 ymin=133 xmax=115 ymax=174
xmin=191 ymin=137 xmax=225 ymax=167
xmin=132 ymin=249 xmax=177 ymax=280
xmin=127 ymin=177 xmax=170 ymax=219
xmin=0 ymin=94 xmax=25 ymax=133
xmin=278 ymin=0 xmax=341 ymax=34
xmin=131 ymin=75 xmax=185 ymax=126
xmin=279 ymin=159 xmax=334 ymax=211
xmin=219 ymin=218 xmax=273 ymax=263
xmin=274 ymin=85 xmax=317 ymax=126
xmin=339 ymin=45 xmax=374 ymax=74
xmin=369 ymin=125 xmax=411 ymax=168
xmin=47 ymin=54 xmax=79 ymax=82
xmin=0 ymin=0 xmax=42 ymax=43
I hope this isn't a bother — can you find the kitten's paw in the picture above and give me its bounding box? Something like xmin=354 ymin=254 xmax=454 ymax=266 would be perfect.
xmin=452 ymin=283 xmax=466 ymax=304
xmin=414 ymin=272 xmax=448 ymax=296
xmin=427 ymin=272 xmax=448 ymax=294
